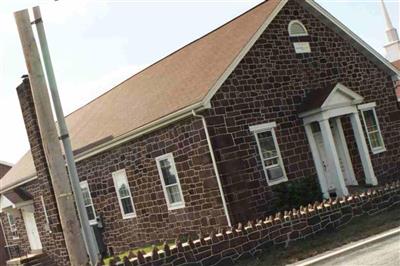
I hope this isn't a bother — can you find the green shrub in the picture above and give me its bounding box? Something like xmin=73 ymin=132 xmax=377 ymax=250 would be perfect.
xmin=272 ymin=176 xmax=323 ymax=212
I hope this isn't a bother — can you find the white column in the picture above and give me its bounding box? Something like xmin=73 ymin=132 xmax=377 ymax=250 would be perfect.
xmin=333 ymin=117 xmax=357 ymax=185
xmin=319 ymin=119 xmax=349 ymax=196
xmin=349 ymin=112 xmax=378 ymax=185
xmin=304 ymin=124 xmax=330 ymax=199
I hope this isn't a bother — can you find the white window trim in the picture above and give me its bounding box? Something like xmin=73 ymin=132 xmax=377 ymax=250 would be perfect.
xmin=288 ymin=20 xmax=309 ymax=37
xmin=250 ymin=122 xmax=288 ymax=186
xmin=156 ymin=153 xmax=185 ymax=210
xmin=80 ymin=181 xmax=98 ymax=225
xmin=40 ymin=195 xmax=52 ymax=232
xmin=358 ymin=102 xmax=386 ymax=154
xmin=7 ymin=213 xmax=19 ymax=240
xmin=358 ymin=102 xmax=376 ymax=110
xmin=112 ymin=169 xmax=137 ymax=219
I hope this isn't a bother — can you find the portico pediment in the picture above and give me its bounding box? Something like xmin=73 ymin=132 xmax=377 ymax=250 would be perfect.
xmin=322 ymin=83 xmax=364 ymax=110
xmin=299 ymin=83 xmax=364 ymax=119
xmin=0 ymin=194 xmax=14 ymax=212
xmin=0 ymin=188 xmax=33 ymax=212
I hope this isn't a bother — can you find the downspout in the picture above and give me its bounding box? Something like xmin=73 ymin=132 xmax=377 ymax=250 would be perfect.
xmin=192 ymin=110 xmax=232 ymax=227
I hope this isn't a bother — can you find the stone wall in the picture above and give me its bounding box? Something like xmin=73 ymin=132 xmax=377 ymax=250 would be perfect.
xmin=0 ymin=209 xmax=29 ymax=258
xmin=105 ymin=181 xmax=400 ymax=266
xmin=203 ymin=0 xmax=400 ymax=224
xmin=75 ymin=115 xmax=227 ymax=254
xmin=6 ymin=0 xmax=400 ymax=264
xmin=14 ymin=78 xmax=228 ymax=261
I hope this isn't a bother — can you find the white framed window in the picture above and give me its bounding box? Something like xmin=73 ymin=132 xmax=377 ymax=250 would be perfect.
xmin=156 ymin=153 xmax=185 ymax=210
xmin=288 ymin=20 xmax=308 ymax=37
xmin=358 ymin=102 xmax=386 ymax=154
xmin=7 ymin=213 xmax=19 ymax=240
xmin=80 ymin=181 xmax=97 ymax=225
xmin=250 ymin=122 xmax=288 ymax=186
xmin=112 ymin=169 xmax=136 ymax=219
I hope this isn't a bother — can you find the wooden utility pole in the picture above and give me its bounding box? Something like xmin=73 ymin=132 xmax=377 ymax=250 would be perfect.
xmin=32 ymin=6 xmax=99 ymax=265
xmin=14 ymin=9 xmax=89 ymax=266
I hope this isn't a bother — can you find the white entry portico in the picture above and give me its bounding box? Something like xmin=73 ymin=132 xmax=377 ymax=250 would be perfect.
xmin=300 ymin=83 xmax=378 ymax=198
xmin=0 ymin=189 xmax=43 ymax=253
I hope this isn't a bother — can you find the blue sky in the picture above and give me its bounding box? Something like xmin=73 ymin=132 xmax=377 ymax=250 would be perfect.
xmin=0 ymin=0 xmax=399 ymax=164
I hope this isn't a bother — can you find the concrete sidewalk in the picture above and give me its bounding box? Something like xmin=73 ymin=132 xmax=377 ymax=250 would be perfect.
xmin=289 ymin=227 xmax=400 ymax=266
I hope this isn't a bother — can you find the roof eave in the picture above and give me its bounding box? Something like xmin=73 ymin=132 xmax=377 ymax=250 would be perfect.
xmin=0 ymin=174 xmax=37 ymax=194
xmin=0 ymin=161 xmax=13 ymax=167
xmin=1 ymin=102 xmax=207 ymax=193
xmin=75 ymin=101 xmax=207 ymax=162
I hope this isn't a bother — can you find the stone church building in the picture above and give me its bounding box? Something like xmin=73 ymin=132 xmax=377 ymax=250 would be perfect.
xmin=1 ymin=0 xmax=399 ymax=264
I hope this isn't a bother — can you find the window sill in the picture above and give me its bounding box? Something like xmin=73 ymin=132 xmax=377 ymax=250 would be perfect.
xmin=168 ymin=203 xmax=185 ymax=211
xmin=122 ymin=213 xmax=137 ymax=219
xmin=267 ymin=178 xmax=288 ymax=186
xmin=12 ymin=237 xmax=19 ymax=240
xmin=372 ymin=147 xmax=386 ymax=154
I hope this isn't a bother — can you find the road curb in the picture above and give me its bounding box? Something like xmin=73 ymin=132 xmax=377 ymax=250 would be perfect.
xmin=289 ymin=227 xmax=400 ymax=266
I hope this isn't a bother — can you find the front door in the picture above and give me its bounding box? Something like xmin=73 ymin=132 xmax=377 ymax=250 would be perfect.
xmin=313 ymin=120 xmax=355 ymax=192
xmin=314 ymin=132 xmax=336 ymax=191
xmin=21 ymin=209 xmax=42 ymax=252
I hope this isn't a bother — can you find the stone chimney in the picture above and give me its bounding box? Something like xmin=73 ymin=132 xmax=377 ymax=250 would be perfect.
xmin=16 ymin=77 xmax=70 ymax=265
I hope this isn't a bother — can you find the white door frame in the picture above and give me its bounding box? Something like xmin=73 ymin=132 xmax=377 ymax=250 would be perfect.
xmin=313 ymin=130 xmax=336 ymax=191
xmin=332 ymin=117 xmax=358 ymax=186
xmin=301 ymin=84 xmax=377 ymax=198
xmin=21 ymin=206 xmax=42 ymax=252
xmin=303 ymin=109 xmax=377 ymax=197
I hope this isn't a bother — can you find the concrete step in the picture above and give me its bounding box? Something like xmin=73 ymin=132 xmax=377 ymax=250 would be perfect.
xmin=7 ymin=253 xmax=55 ymax=266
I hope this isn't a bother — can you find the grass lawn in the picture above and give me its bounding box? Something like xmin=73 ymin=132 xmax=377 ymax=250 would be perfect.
xmin=102 ymin=241 xmax=174 ymax=265
xmin=236 ymin=206 xmax=400 ymax=266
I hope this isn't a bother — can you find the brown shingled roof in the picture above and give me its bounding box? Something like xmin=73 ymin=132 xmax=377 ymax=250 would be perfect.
xmin=1 ymin=0 xmax=282 ymax=192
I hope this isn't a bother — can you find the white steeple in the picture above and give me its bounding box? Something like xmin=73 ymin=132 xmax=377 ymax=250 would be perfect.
xmin=380 ymin=0 xmax=400 ymax=62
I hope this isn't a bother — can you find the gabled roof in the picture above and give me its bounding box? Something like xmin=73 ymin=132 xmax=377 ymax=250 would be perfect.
xmin=2 ymin=0 xmax=400 ymax=193
xmin=1 ymin=0 xmax=283 ymax=192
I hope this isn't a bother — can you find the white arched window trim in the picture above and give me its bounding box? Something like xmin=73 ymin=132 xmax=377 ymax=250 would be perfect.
xmin=288 ymin=20 xmax=308 ymax=37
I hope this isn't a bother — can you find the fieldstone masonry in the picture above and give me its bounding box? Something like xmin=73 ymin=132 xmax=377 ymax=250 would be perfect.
xmin=2 ymin=0 xmax=400 ymax=265
xmin=104 ymin=181 xmax=400 ymax=266
xmin=203 ymin=0 xmax=400 ymax=223
xmin=3 ymin=78 xmax=228 ymax=263
xmin=14 ymin=79 xmax=69 ymax=265
xmin=74 ymin=114 xmax=227 ymax=253
xmin=0 ymin=209 xmax=29 ymax=258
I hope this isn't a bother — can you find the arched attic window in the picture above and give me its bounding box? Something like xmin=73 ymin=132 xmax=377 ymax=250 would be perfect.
xmin=288 ymin=20 xmax=308 ymax=37
xmin=288 ymin=20 xmax=311 ymax=54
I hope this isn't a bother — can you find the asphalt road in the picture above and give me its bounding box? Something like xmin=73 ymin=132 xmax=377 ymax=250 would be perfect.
xmin=315 ymin=234 xmax=400 ymax=266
